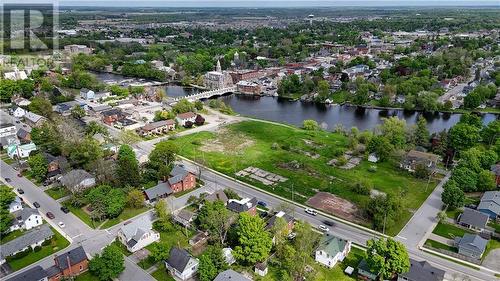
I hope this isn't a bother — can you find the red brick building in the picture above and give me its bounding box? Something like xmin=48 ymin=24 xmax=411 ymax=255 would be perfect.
xmin=47 ymin=246 xmax=88 ymax=281
xmin=168 ymin=164 xmax=197 ymax=193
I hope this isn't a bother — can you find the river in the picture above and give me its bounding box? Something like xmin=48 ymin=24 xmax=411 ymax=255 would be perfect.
xmin=92 ymin=72 xmax=497 ymax=133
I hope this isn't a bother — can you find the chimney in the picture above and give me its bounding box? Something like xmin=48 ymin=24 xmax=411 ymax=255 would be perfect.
xmin=67 ymin=255 xmax=73 ymax=277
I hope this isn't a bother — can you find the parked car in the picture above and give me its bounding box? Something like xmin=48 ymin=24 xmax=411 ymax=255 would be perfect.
xmin=17 ymin=173 xmax=22 ymax=177
xmin=46 ymin=212 xmax=55 ymax=219
xmin=60 ymin=206 xmax=70 ymax=214
xmin=17 ymin=188 xmax=24 ymax=194
xmin=4 ymin=177 xmax=11 ymax=182
xmin=257 ymin=201 xmax=267 ymax=208
xmin=318 ymin=225 xmax=330 ymax=232
xmin=33 ymin=202 xmax=40 ymax=208
xmin=323 ymin=220 xmax=334 ymax=227
xmin=305 ymin=208 xmax=317 ymax=216
xmin=58 ymin=222 xmax=65 ymax=228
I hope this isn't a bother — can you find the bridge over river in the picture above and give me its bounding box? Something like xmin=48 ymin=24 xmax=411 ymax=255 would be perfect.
xmin=170 ymin=86 xmax=236 ymax=104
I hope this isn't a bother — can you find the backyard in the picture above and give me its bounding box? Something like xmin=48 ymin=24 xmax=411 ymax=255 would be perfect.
xmin=169 ymin=120 xmax=438 ymax=235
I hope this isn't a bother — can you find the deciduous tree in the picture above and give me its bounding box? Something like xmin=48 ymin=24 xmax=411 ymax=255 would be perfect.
xmin=197 ymin=200 xmax=232 ymax=245
xmin=89 ymin=244 xmax=125 ymax=280
xmin=27 ymin=153 xmax=48 ymax=182
xmin=116 ymin=145 xmax=141 ymax=187
xmin=366 ymin=238 xmax=410 ymax=280
xmin=233 ymin=213 xmax=272 ymax=264
xmin=441 ymin=180 xmax=465 ymax=210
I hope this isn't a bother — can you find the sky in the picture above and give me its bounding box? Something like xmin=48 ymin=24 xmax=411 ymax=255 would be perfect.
xmin=7 ymin=0 xmax=500 ymax=7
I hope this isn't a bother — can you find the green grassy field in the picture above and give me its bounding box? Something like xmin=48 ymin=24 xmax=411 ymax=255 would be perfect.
xmin=151 ymin=263 xmax=175 ymax=281
xmin=424 ymin=239 xmax=458 ymax=253
xmin=45 ymin=187 xmax=70 ymax=200
xmin=432 ymin=222 xmax=474 ymax=239
xmin=100 ymin=207 xmax=150 ymax=229
xmin=170 ymin=120 xmax=438 ymax=235
xmin=0 ymin=229 xmax=24 ymax=244
xmin=7 ymin=227 xmax=70 ymax=271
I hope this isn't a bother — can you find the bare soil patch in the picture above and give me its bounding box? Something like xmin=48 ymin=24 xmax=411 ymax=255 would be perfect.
xmin=200 ymin=128 xmax=254 ymax=154
xmin=306 ymin=192 xmax=366 ymax=223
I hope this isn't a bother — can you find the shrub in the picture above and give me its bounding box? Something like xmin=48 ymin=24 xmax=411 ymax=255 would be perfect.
xmin=351 ymin=180 xmax=372 ymax=195
xmin=368 ymin=165 xmax=377 ymax=173
xmin=33 ymin=246 xmax=42 ymax=252
xmin=42 ymin=239 xmax=51 ymax=246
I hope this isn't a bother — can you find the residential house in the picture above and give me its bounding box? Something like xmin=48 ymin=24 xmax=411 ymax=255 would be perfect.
xmin=46 ymin=246 xmax=89 ymax=281
xmin=64 ymin=44 xmax=92 ymax=55
xmin=59 ymin=169 xmax=96 ymax=193
xmin=44 ymin=153 xmax=68 ymax=180
xmin=54 ymin=101 xmax=86 ymax=115
xmin=167 ymin=164 xmax=197 ymax=193
xmin=357 ymin=259 xmax=378 ymax=281
xmin=0 ymin=224 xmax=53 ymax=265
xmin=477 ymin=191 xmax=500 ymax=220
xmin=315 ymin=234 xmax=351 ymax=268
xmin=16 ymin=128 xmax=31 ymax=144
xmin=144 ymin=182 xmax=173 ymax=203
xmin=227 ymin=197 xmax=258 ymax=216
xmin=204 ymin=189 xmax=229 ymax=205
xmin=188 ymin=231 xmax=209 ymax=247
xmin=0 ymin=135 xmax=19 ymax=150
xmin=12 ymin=106 xmax=26 ymax=118
xmin=0 ymin=123 xmax=16 ymax=138
xmin=175 ymin=112 xmax=197 ymax=127
xmin=254 ymin=262 xmax=268 ymax=277
xmin=13 ymin=97 xmax=31 ymax=107
xmin=10 ymin=208 xmax=43 ymax=232
xmin=214 ymin=269 xmax=251 ymax=281
xmin=400 ymin=150 xmax=439 ymax=172
xmin=117 ymin=216 xmax=160 ymax=252
xmin=7 ymin=142 xmax=37 ymax=159
xmin=8 ymin=196 xmax=23 ymax=213
xmin=165 ymin=247 xmax=199 ymax=281
xmin=136 ymin=120 xmax=175 ymax=136
xmin=101 ymin=109 xmax=125 ymax=125
xmin=5 ymin=266 xmax=48 ymax=281
xmin=397 ymin=259 xmax=445 ymax=281
xmin=491 ymin=163 xmax=500 ymax=187
xmin=265 ymin=211 xmax=294 ymax=233
xmin=454 ymin=233 xmax=488 ymax=259
xmin=173 ymin=209 xmax=196 ymax=228
xmin=458 ymin=208 xmax=489 ymax=232
xmin=24 ymin=111 xmax=47 ymax=128
xmin=80 ymin=88 xmax=95 ymax=100
xmin=4 ymin=68 xmax=28 ymax=80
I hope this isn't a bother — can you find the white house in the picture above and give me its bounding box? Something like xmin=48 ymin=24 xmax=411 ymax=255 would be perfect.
xmin=222 ymin=248 xmax=236 ymax=265
xmin=80 ymin=88 xmax=95 ymax=100
xmin=166 ymin=247 xmax=199 ymax=281
xmin=315 ymin=234 xmax=351 ymax=268
xmin=13 ymin=97 xmax=31 ymax=107
xmin=9 ymin=208 xmax=43 ymax=232
xmin=117 ymin=216 xmax=160 ymax=252
xmin=8 ymin=196 xmax=23 ymax=213
xmin=12 ymin=106 xmax=27 ymax=118
xmin=6 ymin=143 xmax=37 ymax=159
xmin=0 ymin=123 xmax=16 ymax=138
xmin=0 ymin=224 xmax=53 ymax=265
xmin=175 ymin=112 xmax=197 ymax=127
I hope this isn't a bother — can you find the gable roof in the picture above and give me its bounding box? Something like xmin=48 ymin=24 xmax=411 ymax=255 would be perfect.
xmin=119 ymin=215 xmax=154 ymax=247
xmin=265 ymin=211 xmax=294 ymax=230
xmin=405 ymin=150 xmax=439 ymax=163
xmin=54 ymin=246 xmax=88 ymax=271
xmin=144 ymin=182 xmax=173 ymax=200
xmin=400 ymin=259 xmax=445 ymax=281
xmin=458 ymin=208 xmax=489 ymax=229
xmin=141 ymin=120 xmax=175 ymax=131
xmin=24 ymin=111 xmax=46 ymax=124
xmin=12 ymin=208 xmax=40 ymax=225
xmin=60 ymin=169 xmax=94 ymax=190
xmin=227 ymin=197 xmax=257 ymax=213
xmin=478 ymin=191 xmax=500 ymax=216
xmin=214 ymin=270 xmax=251 ymax=281
xmin=316 ymin=233 xmax=349 ymax=257
xmin=491 ymin=163 xmax=500 ymax=176
xmin=168 ymin=164 xmax=190 ymax=185
xmin=16 ymin=128 xmax=31 ymax=139
xmin=455 ymin=234 xmax=488 ymax=254
xmin=0 ymin=224 xmax=53 ymax=259
xmin=176 ymin=112 xmax=196 ymax=120
xmin=205 ymin=190 xmax=229 ymax=204
xmin=167 ymin=247 xmax=193 ymax=273
xmin=5 ymin=266 xmax=48 ymax=281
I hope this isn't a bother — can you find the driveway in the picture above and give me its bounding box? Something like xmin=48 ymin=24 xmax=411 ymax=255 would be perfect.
xmin=482 ymin=249 xmax=500 ymax=272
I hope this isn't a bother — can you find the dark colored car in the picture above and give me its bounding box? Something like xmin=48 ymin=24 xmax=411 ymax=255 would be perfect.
xmin=17 ymin=173 xmax=22 ymax=177
xmin=4 ymin=178 xmax=11 ymax=182
xmin=257 ymin=201 xmax=267 ymax=208
xmin=17 ymin=188 xmax=24 ymax=194
xmin=33 ymin=202 xmax=40 ymax=208
xmin=60 ymin=206 xmax=70 ymax=214
xmin=46 ymin=212 xmax=55 ymax=219
xmin=323 ymin=220 xmax=334 ymax=227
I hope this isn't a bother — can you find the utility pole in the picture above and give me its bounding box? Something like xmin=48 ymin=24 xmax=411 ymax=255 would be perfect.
xmin=382 ymin=210 xmax=387 ymax=235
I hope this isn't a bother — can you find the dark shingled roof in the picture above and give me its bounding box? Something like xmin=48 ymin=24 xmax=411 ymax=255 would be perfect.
xmin=5 ymin=266 xmax=48 ymax=281
xmin=458 ymin=208 xmax=489 ymax=229
xmin=54 ymin=246 xmax=88 ymax=271
xmin=399 ymin=259 xmax=445 ymax=281
xmin=144 ymin=182 xmax=173 ymax=200
xmin=168 ymin=164 xmax=190 ymax=185
xmin=167 ymin=247 xmax=191 ymax=273
xmin=227 ymin=197 xmax=257 ymax=213
xmin=214 ymin=270 xmax=251 ymax=281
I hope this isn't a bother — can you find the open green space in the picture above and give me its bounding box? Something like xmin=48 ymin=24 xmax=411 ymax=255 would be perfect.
xmin=62 ymin=201 xmax=97 ymax=228
xmin=445 ymin=208 xmax=462 ymax=220
xmin=488 ymin=221 xmax=500 ymax=233
xmin=169 ymin=120 xmax=438 ymax=235
xmin=151 ymin=263 xmax=175 ymax=281
xmin=424 ymin=239 xmax=458 ymax=253
xmin=432 ymin=222 xmax=474 ymax=239
xmin=74 ymin=271 xmax=99 ymax=281
xmin=1 ymin=153 xmax=15 ymax=165
xmin=111 ymin=240 xmax=132 ymax=256
xmin=100 ymin=207 xmax=150 ymax=229
xmin=45 ymin=187 xmax=70 ymax=200
xmin=0 ymin=229 xmax=24 ymax=244
xmin=7 ymin=227 xmax=70 ymax=271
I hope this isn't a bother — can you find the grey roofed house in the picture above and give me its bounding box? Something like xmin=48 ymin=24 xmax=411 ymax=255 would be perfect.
xmin=5 ymin=265 xmax=48 ymax=281
xmin=59 ymin=169 xmax=95 ymax=192
xmin=458 ymin=208 xmax=489 ymax=230
xmin=24 ymin=111 xmax=46 ymax=125
xmin=166 ymin=247 xmax=193 ymax=273
xmin=53 ymin=246 xmax=88 ymax=271
xmin=265 ymin=211 xmax=294 ymax=230
xmin=11 ymin=208 xmax=40 ymax=225
xmin=173 ymin=209 xmax=196 ymax=227
xmin=205 ymin=189 xmax=229 ymax=204
xmin=168 ymin=164 xmax=190 ymax=185
xmin=227 ymin=197 xmax=258 ymax=213
xmin=119 ymin=215 xmax=154 ymax=248
xmin=454 ymin=233 xmax=489 ymax=259
xmin=16 ymin=127 xmax=31 ymax=140
xmin=477 ymin=191 xmax=500 ymax=219
xmin=0 ymin=224 xmax=53 ymax=260
xmin=398 ymin=259 xmax=445 ymax=281
xmin=144 ymin=182 xmax=173 ymax=201
xmin=214 ymin=269 xmax=251 ymax=281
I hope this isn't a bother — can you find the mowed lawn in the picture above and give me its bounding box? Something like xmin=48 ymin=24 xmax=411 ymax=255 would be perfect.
xmin=170 ymin=120 xmax=437 ymax=235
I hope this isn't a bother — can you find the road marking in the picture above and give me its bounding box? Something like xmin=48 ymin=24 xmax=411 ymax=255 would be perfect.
xmin=396 ymin=235 xmax=407 ymax=240
xmin=72 ymin=234 xmax=82 ymax=239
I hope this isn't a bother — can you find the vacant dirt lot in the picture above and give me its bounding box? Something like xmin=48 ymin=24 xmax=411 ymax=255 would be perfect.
xmin=306 ymin=192 xmax=365 ymax=223
xmin=200 ymin=128 xmax=254 ymax=154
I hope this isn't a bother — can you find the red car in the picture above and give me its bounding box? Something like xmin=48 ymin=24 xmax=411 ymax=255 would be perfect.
xmin=46 ymin=212 xmax=55 ymax=219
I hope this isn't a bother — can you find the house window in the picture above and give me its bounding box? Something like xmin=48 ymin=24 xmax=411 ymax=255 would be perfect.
xmin=80 ymin=265 xmax=83 ymax=271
